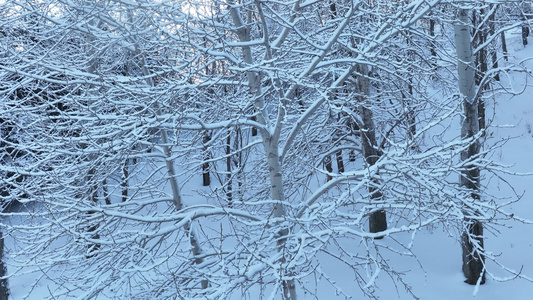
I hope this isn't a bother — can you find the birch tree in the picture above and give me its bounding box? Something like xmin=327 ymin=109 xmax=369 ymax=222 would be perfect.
xmin=454 ymin=6 xmax=485 ymax=285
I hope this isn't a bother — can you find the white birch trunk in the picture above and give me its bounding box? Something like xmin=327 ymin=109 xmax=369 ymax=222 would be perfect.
xmin=227 ymin=1 xmax=296 ymax=298
xmin=454 ymin=8 xmax=485 ymax=285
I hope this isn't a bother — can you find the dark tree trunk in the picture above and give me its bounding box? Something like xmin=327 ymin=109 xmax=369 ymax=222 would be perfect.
xmin=522 ymin=23 xmax=529 ymax=46
xmin=368 ymin=187 xmax=386 ymax=238
xmin=0 ymin=231 xmax=8 ymax=300
xmin=335 ymin=150 xmax=344 ymax=173
xmin=329 ymin=1 xmax=337 ymax=19
xmin=462 ymin=220 xmax=486 ymax=284
xmin=121 ymin=159 xmax=129 ymax=202
xmin=406 ymin=78 xmax=416 ymax=144
xmin=233 ymin=128 xmax=244 ymax=202
xmin=460 ymin=98 xmax=484 ymax=285
xmin=455 ymin=8 xmax=485 ymax=284
xmin=429 ymin=18 xmax=437 ymax=59
xmin=488 ymin=5 xmax=500 ymax=81
xmin=202 ymin=132 xmax=211 ymax=186
xmin=501 ymin=31 xmax=508 ymax=61
xmin=356 ymin=64 xmax=387 ymax=236
xmin=478 ymin=100 xmax=485 ymax=134
xmin=86 ymin=168 xmax=101 ymax=258
xmin=251 ymin=116 xmax=258 ymax=136
xmin=86 ymin=219 xmax=100 ymax=258
xmin=474 ymin=9 xmax=488 ymax=134
xmin=324 ymin=155 xmax=333 ymax=182
xmin=346 ymin=116 xmax=359 ymax=161
xmin=349 ymin=150 xmax=356 ymax=162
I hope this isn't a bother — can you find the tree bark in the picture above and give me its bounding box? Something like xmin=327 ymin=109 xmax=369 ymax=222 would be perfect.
xmin=405 ymin=74 xmax=416 ymax=145
xmin=522 ymin=22 xmax=529 ymax=46
xmin=336 ymin=150 xmax=344 ymax=173
xmin=501 ymin=31 xmax=508 ymax=61
xmin=0 ymin=231 xmax=8 ymax=300
xmin=488 ymin=5 xmax=500 ymax=81
xmin=121 ymin=159 xmax=129 ymax=202
xmin=202 ymin=132 xmax=211 ymax=186
xmin=324 ymin=155 xmax=333 ymax=182
xmin=455 ymin=8 xmax=485 ymax=285
xmin=473 ymin=9 xmax=487 ymax=133
xmin=226 ymin=134 xmax=233 ymax=207
xmin=356 ymin=64 xmax=387 ymax=236
xmin=429 ymin=18 xmax=436 ymax=58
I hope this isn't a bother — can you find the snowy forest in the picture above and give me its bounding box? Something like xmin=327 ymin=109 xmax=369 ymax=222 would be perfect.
xmin=0 ymin=0 xmax=533 ymax=299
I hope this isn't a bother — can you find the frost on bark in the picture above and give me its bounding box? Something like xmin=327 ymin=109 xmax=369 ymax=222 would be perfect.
xmin=356 ymin=64 xmax=386 ymax=237
xmin=455 ymin=8 xmax=485 ymax=285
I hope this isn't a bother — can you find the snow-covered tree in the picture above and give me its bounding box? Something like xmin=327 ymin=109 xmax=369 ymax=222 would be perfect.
xmin=454 ymin=6 xmax=485 ymax=285
xmin=0 ymin=0 xmax=531 ymax=299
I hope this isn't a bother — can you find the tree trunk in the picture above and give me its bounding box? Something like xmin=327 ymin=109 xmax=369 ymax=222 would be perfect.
xmin=227 ymin=1 xmax=296 ymax=297
xmin=455 ymin=8 xmax=485 ymax=285
xmin=202 ymin=132 xmax=211 ymax=186
xmin=501 ymin=31 xmax=508 ymax=61
xmin=347 ymin=117 xmax=358 ymax=161
xmin=324 ymin=155 xmax=333 ymax=182
xmin=462 ymin=220 xmax=485 ymax=284
xmin=0 ymin=231 xmax=8 ymax=300
xmin=522 ymin=22 xmax=529 ymax=46
xmin=121 ymin=159 xmax=129 ymax=202
xmin=474 ymin=9 xmax=487 ymax=133
xmin=405 ymin=76 xmax=416 ymax=146
xmin=429 ymin=16 xmax=437 ymax=69
xmin=251 ymin=116 xmax=258 ymax=136
xmin=86 ymin=167 xmax=101 ymax=258
xmin=102 ymin=179 xmax=111 ymax=205
xmin=488 ymin=5 xmax=499 ymax=82
xmin=356 ymin=64 xmax=387 ymax=236
xmin=226 ymin=134 xmax=233 ymax=207
xmin=264 ymin=137 xmax=297 ymax=300
xmin=429 ymin=18 xmax=436 ymax=57
xmin=368 ymin=185 xmax=386 ymax=237
xmin=336 ymin=150 xmax=344 ymax=173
